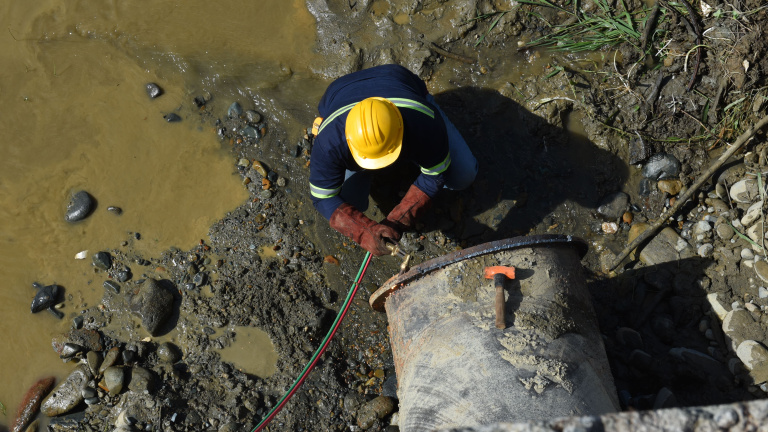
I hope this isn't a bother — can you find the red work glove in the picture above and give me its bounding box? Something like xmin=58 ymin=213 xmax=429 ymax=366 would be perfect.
xmin=385 ymin=184 xmax=431 ymax=232
xmin=330 ymin=203 xmax=400 ymax=256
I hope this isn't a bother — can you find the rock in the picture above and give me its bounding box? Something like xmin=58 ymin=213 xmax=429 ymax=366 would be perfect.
xmin=357 ymin=396 xmax=394 ymax=429
xmin=99 ymin=347 xmax=121 ymax=375
xmin=629 ymin=349 xmax=654 ymax=370
xmin=163 ymin=113 xmax=182 ymax=122
xmin=714 ymin=407 xmax=740 ymax=429
xmin=628 ymin=137 xmax=652 ymax=164
xmin=11 ymin=376 xmax=55 ymax=432
xmin=602 ymin=222 xmax=618 ymax=234
xmin=756 ymin=260 xmax=768 ymax=284
xmin=41 ymin=364 xmax=92 ymax=416
xmin=597 ymin=192 xmax=629 ymax=220
xmin=92 ymin=251 xmax=112 ymax=271
xmin=86 ymin=351 xmax=102 ymax=377
xmin=653 ymin=387 xmax=677 ymax=409
xmin=715 ymin=223 xmax=734 ymax=241
xmin=65 ymin=190 xmax=94 ymax=222
xmin=245 ymin=110 xmax=262 ymax=124
xmin=145 ymin=83 xmax=162 ymax=98
xmin=107 ymin=205 xmax=123 ymax=215
xmin=692 ymin=221 xmax=712 ymax=239
xmin=104 ymin=280 xmax=120 ymax=293
xmin=742 ymin=201 xmax=764 ymax=227
xmin=616 ymin=327 xmax=644 ymax=349
xmin=657 ymin=179 xmax=682 ymax=195
xmin=157 ymin=342 xmax=182 ymax=364
xmin=698 ymin=243 xmax=714 ymax=258
xmin=240 ymin=126 xmax=261 ymax=140
xmin=669 ymin=347 xmax=723 ymax=375
xmin=52 ymin=329 xmax=103 ymax=355
xmin=627 ymin=222 xmax=650 ymax=260
xmin=707 ymin=293 xmax=729 ymax=321
xmin=130 ymin=278 xmax=174 ymax=335
xmin=638 ymin=227 xmax=694 ymax=266
xmin=128 ymin=367 xmax=155 ymax=393
xmin=747 ymin=222 xmax=765 ymax=251
xmin=642 ymin=153 xmax=680 ymax=180
xmin=705 ymin=197 xmax=730 ymax=215
xmin=116 ymin=270 xmax=132 ymax=283
xmin=103 ymin=367 xmax=125 ymax=396
xmin=730 ymin=178 xmax=759 ymax=204
xmin=723 ymin=309 xmax=764 ymax=352
xmin=737 ymin=340 xmax=768 ymax=384
xmin=760 ymin=287 xmax=768 ymax=299
xmin=228 ymin=102 xmax=243 ymax=118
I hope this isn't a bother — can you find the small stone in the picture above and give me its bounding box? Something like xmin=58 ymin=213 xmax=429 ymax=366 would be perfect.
xmin=237 ymin=158 xmax=250 ymax=167
xmin=357 ymin=396 xmax=394 ymax=430
xmin=756 ymin=260 xmax=768 ymax=284
xmin=602 ymin=222 xmax=618 ymax=234
xmin=616 ymin=327 xmax=644 ymax=350
xmin=715 ymin=223 xmax=734 ymax=241
xmin=245 ymin=110 xmax=262 ymax=123
xmin=642 ymin=153 xmax=680 ymax=180
xmin=163 ymin=113 xmax=181 ymax=122
xmin=116 ymin=270 xmax=132 ymax=283
xmin=622 ymin=211 xmax=633 ymax=224
xmin=276 ymin=177 xmax=287 ymax=187
xmin=228 ymin=102 xmax=243 ymax=118
xmin=86 ymin=351 xmax=102 ymax=377
xmin=72 ymin=316 xmax=84 ymax=330
xmin=259 ymin=190 xmax=273 ymax=200
xmin=743 ymin=248 xmax=756 ymax=260
xmin=103 ymin=280 xmax=120 ymax=293
xmin=157 ymin=342 xmax=182 ymax=364
xmin=128 ymin=366 xmax=155 ymax=393
xmin=92 ymin=252 xmax=112 ymax=271
xmin=730 ymin=179 xmax=759 ymax=203
xmin=597 ymin=192 xmax=629 ymax=220
xmin=742 ymin=201 xmax=764 ymax=227
xmin=107 ymin=206 xmax=123 ymax=215
xmin=657 ymin=179 xmax=682 ymax=195
xmin=99 ymin=347 xmax=121 ymax=375
xmin=707 ymin=293 xmax=729 ymax=321
xmin=145 ymin=83 xmax=163 ymax=98
xmin=760 ymin=287 xmax=768 ymax=299
xmin=240 ymin=126 xmax=261 ymax=140
xmin=65 ymin=190 xmax=94 ymax=222
xmin=698 ymin=243 xmax=714 ymax=257
xmin=103 ymin=367 xmax=125 ymax=396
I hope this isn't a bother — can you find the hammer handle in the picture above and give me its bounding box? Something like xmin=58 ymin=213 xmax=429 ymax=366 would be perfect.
xmin=494 ymin=274 xmax=506 ymax=329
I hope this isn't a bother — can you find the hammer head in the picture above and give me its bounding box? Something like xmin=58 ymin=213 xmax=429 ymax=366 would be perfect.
xmin=484 ymin=266 xmax=515 ymax=280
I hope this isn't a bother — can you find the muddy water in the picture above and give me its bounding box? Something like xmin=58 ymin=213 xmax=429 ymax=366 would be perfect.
xmin=0 ymin=0 xmax=318 ymax=418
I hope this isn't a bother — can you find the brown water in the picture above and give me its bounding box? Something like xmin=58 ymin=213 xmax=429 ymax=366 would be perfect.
xmin=0 ymin=0 xmax=318 ymax=418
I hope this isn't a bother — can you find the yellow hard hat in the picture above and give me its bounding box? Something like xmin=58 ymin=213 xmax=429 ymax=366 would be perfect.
xmin=345 ymin=97 xmax=403 ymax=169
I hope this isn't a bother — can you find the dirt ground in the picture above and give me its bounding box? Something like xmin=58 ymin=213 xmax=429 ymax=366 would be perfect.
xmin=31 ymin=0 xmax=768 ymax=431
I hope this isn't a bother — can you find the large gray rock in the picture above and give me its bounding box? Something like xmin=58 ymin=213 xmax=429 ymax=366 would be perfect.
xmin=41 ymin=364 xmax=92 ymax=416
xmin=130 ymin=279 xmax=174 ymax=335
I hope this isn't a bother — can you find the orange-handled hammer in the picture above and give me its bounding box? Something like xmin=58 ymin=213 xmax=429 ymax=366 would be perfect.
xmin=484 ymin=266 xmax=516 ymax=329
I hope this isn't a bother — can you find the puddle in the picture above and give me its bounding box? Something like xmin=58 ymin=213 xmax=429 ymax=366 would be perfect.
xmin=216 ymin=326 xmax=278 ymax=378
xmin=0 ymin=0 xmax=317 ymax=417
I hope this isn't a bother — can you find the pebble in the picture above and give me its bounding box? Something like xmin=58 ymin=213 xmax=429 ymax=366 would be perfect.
xmin=356 ymin=396 xmax=394 ymax=429
xmin=760 ymin=287 xmax=768 ymax=299
xmin=698 ymin=243 xmax=714 ymax=257
xmin=602 ymin=222 xmax=618 ymax=234
xmin=99 ymin=347 xmax=121 ymax=375
xmin=259 ymin=190 xmax=273 ymax=199
xmin=277 ymin=177 xmax=287 ymax=187
xmin=103 ymin=367 xmax=125 ymax=396
xmin=157 ymin=342 xmax=182 ymax=364
xmin=628 ymin=137 xmax=652 ymax=164
xmin=65 ymin=190 xmax=94 ymax=222
xmin=107 ymin=206 xmax=123 ymax=215
xmin=240 ymin=126 xmax=261 ymax=140
xmin=92 ymin=251 xmax=112 ymax=271
xmin=228 ymin=102 xmax=243 ymax=118
xmin=163 ymin=113 xmax=181 ymax=122
xmin=145 ymin=83 xmax=163 ymax=99
xmin=755 ymin=260 xmax=768 ymax=284
xmin=657 ymin=179 xmax=682 ymax=195
xmin=597 ymin=192 xmax=629 ymax=220
xmin=730 ymin=178 xmax=759 ymax=203
xmin=642 ymin=153 xmax=680 ymax=180
xmin=104 ymin=280 xmax=120 ymax=293
xmin=245 ymin=110 xmax=262 ymax=123
xmin=742 ymin=201 xmax=764 ymax=227
xmin=128 ymin=366 xmax=154 ymax=393
xmin=715 ymin=223 xmax=733 ymax=241
xmin=116 ymin=270 xmax=132 ymax=283
xmin=86 ymin=351 xmax=102 ymax=377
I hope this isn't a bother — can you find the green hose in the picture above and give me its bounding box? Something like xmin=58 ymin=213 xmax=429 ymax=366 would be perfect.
xmin=251 ymin=251 xmax=373 ymax=431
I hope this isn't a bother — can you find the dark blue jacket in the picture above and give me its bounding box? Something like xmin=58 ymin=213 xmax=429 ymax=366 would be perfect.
xmin=309 ymin=64 xmax=450 ymax=220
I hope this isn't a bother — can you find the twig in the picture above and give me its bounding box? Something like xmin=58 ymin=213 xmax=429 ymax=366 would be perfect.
xmin=429 ymin=43 xmax=476 ymax=65
xmin=608 ymin=113 xmax=768 ymax=271
xmin=679 ymin=0 xmax=703 ymax=91
xmin=640 ymin=1 xmax=660 ymax=53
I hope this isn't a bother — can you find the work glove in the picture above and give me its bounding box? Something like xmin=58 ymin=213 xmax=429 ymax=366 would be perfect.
xmin=385 ymin=184 xmax=431 ymax=232
xmin=330 ymin=203 xmax=400 ymax=256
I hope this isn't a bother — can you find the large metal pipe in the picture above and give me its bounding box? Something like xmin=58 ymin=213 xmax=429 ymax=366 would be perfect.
xmin=370 ymin=235 xmax=619 ymax=432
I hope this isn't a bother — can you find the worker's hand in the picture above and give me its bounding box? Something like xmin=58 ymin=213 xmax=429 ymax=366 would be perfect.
xmin=329 ymin=203 xmax=400 ymax=256
xmin=386 ymin=184 xmax=431 ymax=232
